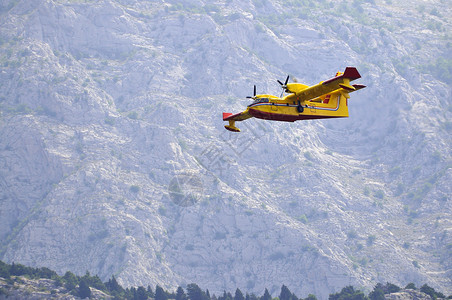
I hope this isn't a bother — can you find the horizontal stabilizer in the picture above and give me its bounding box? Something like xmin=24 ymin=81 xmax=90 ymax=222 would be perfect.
xmin=223 ymin=112 xmax=233 ymax=121
xmin=223 ymin=109 xmax=253 ymax=132
xmin=339 ymin=83 xmax=356 ymax=91
xmin=223 ymin=110 xmax=253 ymax=122
xmin=352 ymin=84 xmax=366 ymax=91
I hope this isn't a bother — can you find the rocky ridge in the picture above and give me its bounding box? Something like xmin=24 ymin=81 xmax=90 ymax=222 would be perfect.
xmin=384 ymin=289 xmax=433 ymax=300
xmin=0 ymin=276 xmax=110 ymax=300
xmin=0 ymin=0 xmax=451 ymax=299
xmin=0 ymin=275 xmax=442 ymax=300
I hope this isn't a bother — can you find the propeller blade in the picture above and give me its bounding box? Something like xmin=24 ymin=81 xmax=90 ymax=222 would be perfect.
xmin=278 ymin=75 xmax=290 ymax=98
xmin=246 ymin=85 xmax=257 ymax=99
xmin=284 ymin=75 xmax=289 ymax=85
xmin=277 ymin=75 xmax=290 ymax=87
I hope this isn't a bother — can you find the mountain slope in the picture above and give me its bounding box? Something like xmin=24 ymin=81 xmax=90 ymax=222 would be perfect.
xmin=0 ymin=0 xmax=450 ymax=299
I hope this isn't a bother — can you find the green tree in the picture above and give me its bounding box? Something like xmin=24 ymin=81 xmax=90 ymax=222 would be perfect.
xmin=368 ymin=284 xmax=384 ymax=300
xmin=136 ymin=286 xmax=148 ymax=300
xmin=329 ymin=286 xmax=368 ymax=300
xmin=78 ymin=279 xmax=91 ymax=299
xmin=0 ymin=261 xmax=10 ymax=279
xmin=383 ymin=283 xmax=400 ymax=294
xmin=219 ymin=290 xmax=233 ymax=300
xmin=187 ymin=283 xmax=207 ymax=300
xmin=10 ymin=262 xmax=27 ymax=276
xmin=235 ymin=288 xmax=245 ymax=300
xmin=304 ymin=295 xmax=317 ymax=300
xmin=125 ymin=288 xmax=134 ymax=299
xmin=130 ymin=287 xmax=137 ymax=299
xmin=405 ymin=283 xmax=416 ymax=290
xmin=82 ymin=271 xmax=106 ymax=291
xmin=156 ymin=285 xmax=168 ymax=300
xmin=176 ymin=286 xmax=187 ymax=300
xmin=106 ymin=275 xmax=124 ymax=295
xmin=280 ymin=285 xmax=291 ymax=300
xmin=420 ymin=284 xmax=445 ymax=299
xmin=63 ymin=271 xmax=78 ymax=291
xmin=261 ymin=289 xmax=271 ymax=300
xmin=54 ymin=276 xmax=64 ymax=287
xmin=420 ymin=284 xmax=436 ymax=298
xmin=280 ymin=285 xmax=298 ymax=300
xmin=37 ymin=267 xmax=57 ymax=279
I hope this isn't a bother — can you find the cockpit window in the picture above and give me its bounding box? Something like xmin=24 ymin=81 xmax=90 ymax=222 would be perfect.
xmin=253 ymin=98 xmax=269 ymax=104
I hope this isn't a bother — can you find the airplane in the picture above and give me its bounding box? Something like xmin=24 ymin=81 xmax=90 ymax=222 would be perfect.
xmin=223 ymin=67 xmax=365 ymax=132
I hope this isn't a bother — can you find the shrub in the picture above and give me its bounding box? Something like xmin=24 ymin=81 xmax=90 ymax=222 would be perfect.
xmin=367 ymin=235 xmax=376 ymax=246
xmin=374 ymin=190 xmax=384 ymax=199
xmin=127 ymin=111 xmax=138 ymax=119
xmin=129 ymin=185 xmax=140 ymax=193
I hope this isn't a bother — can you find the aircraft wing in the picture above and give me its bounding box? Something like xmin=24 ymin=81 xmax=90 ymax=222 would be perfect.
xmin=288 ymin=67 xmax=364 ymax=102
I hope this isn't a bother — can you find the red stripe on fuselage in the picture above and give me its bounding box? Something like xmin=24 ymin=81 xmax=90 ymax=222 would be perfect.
xmin=248 ymin=108 xmax=344 ymax=122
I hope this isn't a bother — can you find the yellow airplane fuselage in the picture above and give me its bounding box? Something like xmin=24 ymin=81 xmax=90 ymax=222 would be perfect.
xmin=246 ymin=91 xmax=349 ymax=122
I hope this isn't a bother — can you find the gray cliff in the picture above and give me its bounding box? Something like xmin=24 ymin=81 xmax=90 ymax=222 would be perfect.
xmin=0 ymin=0 xmax=450 ymax=299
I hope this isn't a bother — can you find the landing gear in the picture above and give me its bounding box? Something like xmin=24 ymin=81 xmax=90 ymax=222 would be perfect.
xmin=297 ymin=102 xmax=304 ymax=113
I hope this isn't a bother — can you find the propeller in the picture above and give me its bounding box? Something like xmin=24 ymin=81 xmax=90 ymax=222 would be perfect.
xmin=277 ymin=75 xmax=289 ymax=87
xmin=246 ymin=85 xmax=257 ymax=99
xmin=278 ymin=75 xmax=290 ymax=98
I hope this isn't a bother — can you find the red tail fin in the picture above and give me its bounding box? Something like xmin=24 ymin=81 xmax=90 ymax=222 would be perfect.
xmin=342 ymin=67 xmax=361 ymax=80
xmin=323 ymin=67 xmax=361 ymax=85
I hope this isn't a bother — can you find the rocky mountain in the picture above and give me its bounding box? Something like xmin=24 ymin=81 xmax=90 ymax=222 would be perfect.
xmin=384 ymin=289 xmax=434 ymax=300
xmin=0 ymin=0 xmax=450 ymax=299
xmin=0 ymin=276 xmax=111 ymax=299
xmin=0 ymin=274 xmax=441 ymax=300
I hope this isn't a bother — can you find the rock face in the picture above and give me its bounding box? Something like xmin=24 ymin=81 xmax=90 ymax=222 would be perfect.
xmin=385 ymin=289 xmax=432 ymax=300
xmin=0 ymin=0 xmax=451 ymax=299
xmin=0 ymin=276 xmax=111 ymax=299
